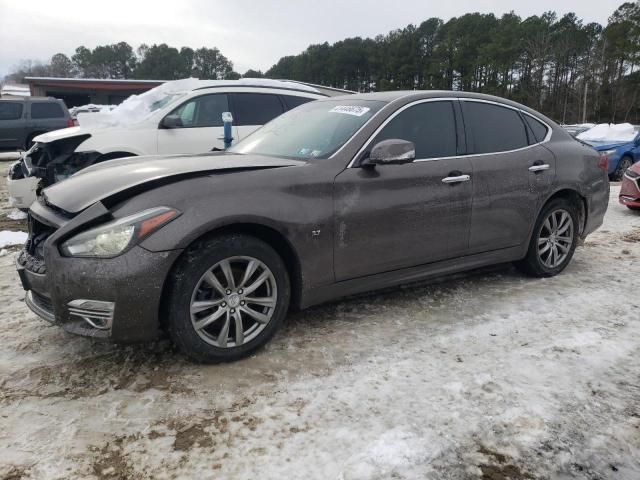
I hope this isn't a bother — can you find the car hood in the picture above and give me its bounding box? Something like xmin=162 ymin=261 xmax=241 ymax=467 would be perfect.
xmin=585 ymin=140 xmax=632 ymax=151
xmin=41 ymin=152 xmax=305 ymax=214
xmin=33 ymin=126 xmax=94 ymax=144
xmin=33 ymin=124 xmax=143 ymax=145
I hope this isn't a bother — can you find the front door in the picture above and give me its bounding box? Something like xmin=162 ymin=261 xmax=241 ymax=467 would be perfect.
xmin=460 ymin=100 xmax=556 ymax=254
xmin=333 ymin=100 xmax=473 ymax=281
xmin=157 ymin=93 xmax=237 ymax=154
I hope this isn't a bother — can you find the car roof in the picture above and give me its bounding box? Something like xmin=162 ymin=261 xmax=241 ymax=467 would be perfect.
xmin=317 ymin=90 xmax=557 ymax=126
xmin=0 ymin=96 xmax=61 ymax=102
xmin=190 ymin=79 xmax=330 ymax=96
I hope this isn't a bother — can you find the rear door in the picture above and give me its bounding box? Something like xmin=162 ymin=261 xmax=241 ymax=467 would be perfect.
xmin=230 ymin=93 xmax=286 ymax=142
xmin=460 ymin=100 xmax=555 ymax=254
xmin=0 ymin=101 xmax=25 ymax=149
xmin=333 ymin=99 xmax=473 ymax=281
xmin=157 ymin=93 xmax=235 ymax=154
xmin=29 ymin=101 xmax=68 ymax=133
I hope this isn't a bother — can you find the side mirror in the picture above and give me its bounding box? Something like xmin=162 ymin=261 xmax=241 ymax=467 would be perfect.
xmin=161 ymin=115 xmax=183 ymax=129
xmin=363 ymin=139 xmax=416 ymax=166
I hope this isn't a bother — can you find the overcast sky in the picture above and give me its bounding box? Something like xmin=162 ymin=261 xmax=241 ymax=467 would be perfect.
xmin=0 ymin=0 xmax=622 ymax=79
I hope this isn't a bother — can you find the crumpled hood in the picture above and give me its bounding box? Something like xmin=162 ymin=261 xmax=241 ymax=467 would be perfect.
xmin=34 ymin=126 xmax=98 ymax=144
xmin=41 ymin=152 xmax=304 ymax=214
xmin=585 ymin=140 xmax=632 ymax=151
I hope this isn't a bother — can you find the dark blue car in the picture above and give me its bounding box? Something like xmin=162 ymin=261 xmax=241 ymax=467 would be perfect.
xmin=585 ymin=131 xmax=640 ymax=181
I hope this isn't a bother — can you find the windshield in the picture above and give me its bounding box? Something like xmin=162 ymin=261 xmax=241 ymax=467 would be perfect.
xmin=229 ymin=99 xmax=386 ymax=159
xmin=147 ymin=93 xmax=186 ymax=113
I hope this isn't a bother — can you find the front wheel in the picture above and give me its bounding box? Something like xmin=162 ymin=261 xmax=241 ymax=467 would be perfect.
xmin=167 ymin=234 xmax=290 ymax=363
xmin=515 ymin=198 xmax=579 ymax=277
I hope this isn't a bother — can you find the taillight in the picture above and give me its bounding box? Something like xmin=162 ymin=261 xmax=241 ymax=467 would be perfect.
xmin=67 ymin=118 xmax=75 ymax=128
xmin=597 ymin=153 xmax=608 ymax=171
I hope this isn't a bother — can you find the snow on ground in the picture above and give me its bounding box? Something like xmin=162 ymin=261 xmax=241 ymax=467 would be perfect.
xmin=0 ymin=172 xmax=639 ymax=479
xmin=6 ymin=209 xmax=27 ymax=221
xmin=0 ymin=230 xmax=27 ymax=248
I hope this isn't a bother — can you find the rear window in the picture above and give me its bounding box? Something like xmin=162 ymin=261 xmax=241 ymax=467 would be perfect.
xmin=0 ymin=102 xmax=23 ymax=120
xmin=463 ymin=101 xmax=529 ymax=154
xmin=31 ymin=102 xmax=65 ymax=119
xmin=282 ymin=95 xmax=314 ymax=110
xmin=523 ymin=114 xmax=549 ymax=144
xmin=231 ymin=93 xmax=284 ymax=126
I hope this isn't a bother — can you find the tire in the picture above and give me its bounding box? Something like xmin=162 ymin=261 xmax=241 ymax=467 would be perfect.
xmin=515 ymin=198 xmax=579 ymax=277
xmin=611 ymin=155 xmax=633 ymax=182
xmin=166 ymin=234 xmax=290 ymax=363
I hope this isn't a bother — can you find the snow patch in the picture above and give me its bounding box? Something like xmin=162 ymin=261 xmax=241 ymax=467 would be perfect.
xmin=6 ymin=209 xmax=27 ymax=221
xmin=577 ymin=123 xmax=637 ymax=142
xmin=0 ymin=231 xmax=27 ymax=248
xmin=340 ymin=429 xmax=443 ymax=479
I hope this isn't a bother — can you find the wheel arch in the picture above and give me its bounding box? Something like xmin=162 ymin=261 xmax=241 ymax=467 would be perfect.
xmin=539 ymin=188 xmax=587 ymax=236
xmin=159 ymin=222 xmax=303 ymax=329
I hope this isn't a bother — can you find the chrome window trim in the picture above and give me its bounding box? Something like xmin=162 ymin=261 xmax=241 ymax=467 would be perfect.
xmin=346 ymin=97 xmax=553 ymax=168
xmin=461 ymin=98 xmax=553 ymax=144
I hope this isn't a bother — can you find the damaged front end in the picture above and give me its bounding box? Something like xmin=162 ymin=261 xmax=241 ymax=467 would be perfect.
xmin=7 ymin=134 xmax=99 ymax=209
xmin=22 ymin=134 xmax=97 ymax=186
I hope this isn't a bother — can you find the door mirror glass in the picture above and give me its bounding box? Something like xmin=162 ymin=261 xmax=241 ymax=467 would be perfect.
xmin=161 ymin=114 xmax=183 ymax=129
xmin=365 ymin=139 xmax=416 ymax=166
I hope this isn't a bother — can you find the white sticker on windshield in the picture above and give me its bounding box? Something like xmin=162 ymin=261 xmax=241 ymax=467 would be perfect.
xmin=329 ymin=105 xmax=371 ymax=117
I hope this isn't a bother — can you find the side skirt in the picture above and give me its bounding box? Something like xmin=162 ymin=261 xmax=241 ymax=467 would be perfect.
xmin=300 ymin=245 xmax=526 ymax=309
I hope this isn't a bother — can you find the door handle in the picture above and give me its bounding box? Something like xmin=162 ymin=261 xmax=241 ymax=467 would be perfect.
xmin=528 ymin=164 xmax=550 ymax=172
xmin=441 ymin=174 xmax=471 ymax=184
xmin=217 ymin=135 xmax=234 ymax=140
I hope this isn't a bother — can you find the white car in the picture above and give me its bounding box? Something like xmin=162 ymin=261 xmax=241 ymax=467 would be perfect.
xmin=7 ymin=78 xmax=348 ymax=209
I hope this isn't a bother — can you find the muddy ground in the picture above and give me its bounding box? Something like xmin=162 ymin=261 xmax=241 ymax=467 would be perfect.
xmin=0 ymin=163 xmax=638 ymax=479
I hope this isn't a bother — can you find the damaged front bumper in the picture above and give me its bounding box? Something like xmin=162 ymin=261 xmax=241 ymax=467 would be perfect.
xmin=17 ymin=201 xmax=183 ymax=342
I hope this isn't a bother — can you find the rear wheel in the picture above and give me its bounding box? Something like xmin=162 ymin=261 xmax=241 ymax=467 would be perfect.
xmin=515 ymin=198 xmax=579 ymax=277
xmin=167 ymin=234 xmax=290 ymax=363
xmin=611 ymin=155 xmax=633 ymax=182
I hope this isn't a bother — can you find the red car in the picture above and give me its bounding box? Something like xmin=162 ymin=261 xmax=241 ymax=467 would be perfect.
xmin=620 ymin=161 xmax=640 ymax=210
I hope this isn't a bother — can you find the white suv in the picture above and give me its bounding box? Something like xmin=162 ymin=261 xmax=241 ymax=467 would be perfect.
xmin=8 ymin=78 xmax=348 ymax=208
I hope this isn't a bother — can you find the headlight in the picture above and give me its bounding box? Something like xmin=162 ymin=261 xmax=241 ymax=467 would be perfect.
xmin=60 ymin=207 xmax=180 ymax=258
xmin=626 ymin=168 xmax=640 ymax=179
xmin=601 ymin=149 xmax=617 ymax=156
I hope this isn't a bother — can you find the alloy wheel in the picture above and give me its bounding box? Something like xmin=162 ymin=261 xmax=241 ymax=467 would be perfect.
xmin=189 ymin=256 xmax=277 ymax=348
xmin=537 ymin=209 xmax=574 ymax=269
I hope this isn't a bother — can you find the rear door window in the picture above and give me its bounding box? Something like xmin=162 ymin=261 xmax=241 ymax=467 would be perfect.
xmin=373 ymin=101 xmax=458 ymax=159
xmin=523 ymin=114 xmax=549 ymax=144
xmin=0 ymin=102 xmax=24 ymax=120
xmin=231 ymin=93 xmax=284 ymax=126
xmin=31 ymin=102 xmax=65 ymax=119
xmin=462 ymin=101 xmax=528 ymax=153
xmin=281 ymin=95 xmax=314 ymax=110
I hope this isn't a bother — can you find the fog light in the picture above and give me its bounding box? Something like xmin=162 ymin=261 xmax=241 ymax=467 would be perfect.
xmin=67 ymin=299 xmax=115 ymax=330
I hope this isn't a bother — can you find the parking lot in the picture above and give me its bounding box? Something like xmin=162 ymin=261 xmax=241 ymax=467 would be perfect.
xmin=0 ymin=161 xmax=639 ymax=479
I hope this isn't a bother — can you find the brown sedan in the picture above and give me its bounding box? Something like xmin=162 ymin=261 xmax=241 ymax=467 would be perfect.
xmin=17 ymin=91 xmax=609 ymax=362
